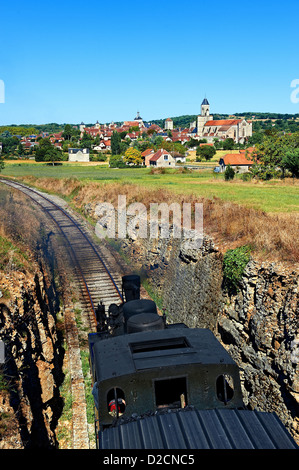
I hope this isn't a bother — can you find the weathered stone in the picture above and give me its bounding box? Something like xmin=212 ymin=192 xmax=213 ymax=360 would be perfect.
xmin=0 ymin=263 xmax=63 ymax=448
xmin=116 ymin=232 xmax=299 ymax=445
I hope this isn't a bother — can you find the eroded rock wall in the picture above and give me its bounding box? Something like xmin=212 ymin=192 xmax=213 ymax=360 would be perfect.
xmin=0 ymin=262 xmax=64 ymax=448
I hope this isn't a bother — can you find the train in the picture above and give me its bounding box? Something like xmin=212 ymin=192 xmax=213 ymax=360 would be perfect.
xmin=88 ymin=274 xmax=298 ymax=450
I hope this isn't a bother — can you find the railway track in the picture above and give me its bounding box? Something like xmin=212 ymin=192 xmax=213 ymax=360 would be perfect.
xmin=0 ymin=178 xmax=123 ymax=316
xmin=0 ymin=177 xmax=124 ymax=448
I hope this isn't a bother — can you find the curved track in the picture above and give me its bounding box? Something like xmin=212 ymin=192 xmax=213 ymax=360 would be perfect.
xmin=0 ymin=178 xmax=123 ymax=325
xmin=0 ymin=177 xmax=125 ymax=448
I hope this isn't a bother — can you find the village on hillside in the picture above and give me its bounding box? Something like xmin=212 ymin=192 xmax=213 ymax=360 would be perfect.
xmin=0 ymin=98 xmax=256 ymax=173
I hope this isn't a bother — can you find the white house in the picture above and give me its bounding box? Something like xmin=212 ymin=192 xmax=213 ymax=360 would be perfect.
xmin=68 ymin=148 xmax=90 ymax=162
xmin=171 ymin=151 xmax=186 ymax=164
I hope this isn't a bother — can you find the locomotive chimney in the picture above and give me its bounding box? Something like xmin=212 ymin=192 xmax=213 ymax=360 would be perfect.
xmin=122 ymin=274 xmax=141 ymax=302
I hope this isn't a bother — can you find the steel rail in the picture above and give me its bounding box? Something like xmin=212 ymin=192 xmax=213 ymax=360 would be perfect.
xmin=0 ymin=178 xmax=123 ymax=321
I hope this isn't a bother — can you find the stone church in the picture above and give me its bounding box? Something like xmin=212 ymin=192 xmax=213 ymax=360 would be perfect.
xmin=191 ymin=98 xmax=252 ymax=144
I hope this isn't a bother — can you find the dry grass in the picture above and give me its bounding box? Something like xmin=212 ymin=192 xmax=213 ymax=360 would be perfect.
xmin=12 ymin=176 xmax=299 ymax=265
xmin=0 ymin=189 xmax=41 ymax=272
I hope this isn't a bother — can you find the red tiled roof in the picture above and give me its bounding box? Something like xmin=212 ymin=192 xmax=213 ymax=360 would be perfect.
xmin=149 ymin=149 xmax=170 ymax=162
xmin=205 ymin=119 xmax=242 ymax=127
xmin=123 ymin=121 xmax=140 ymax=127
xmin=222 ymin=153 xmax=254 ymax=165
xmin=141 ymin=148 xmax=154 ymax=157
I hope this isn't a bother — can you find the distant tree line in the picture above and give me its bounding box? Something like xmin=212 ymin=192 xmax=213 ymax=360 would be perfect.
xmin=150 ymin=112 xmax=299 ymax=131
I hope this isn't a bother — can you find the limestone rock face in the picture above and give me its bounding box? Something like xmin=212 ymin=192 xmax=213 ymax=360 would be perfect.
xmin=0 ymin=266 xmax=64 ymax=449
xmin=218 ymin=260 xmax=299 ymax=441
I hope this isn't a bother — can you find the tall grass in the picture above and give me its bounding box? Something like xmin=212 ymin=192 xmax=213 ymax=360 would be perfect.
xmin=3 ymin=162 xmax=298 ymax=213
xmin=10 ymin=176 xmax=299 ymax=264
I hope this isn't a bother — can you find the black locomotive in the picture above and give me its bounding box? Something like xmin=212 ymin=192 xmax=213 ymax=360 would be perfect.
xmin=88 ymin=274 xmax=298 ymax=449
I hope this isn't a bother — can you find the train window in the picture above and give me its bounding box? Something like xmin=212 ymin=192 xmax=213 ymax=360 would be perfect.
xmin=216 ymin=374 xmax=234 ymax=404
xmin=154 ymin=377 xmax=187 ymax=409
xmin=130 ymin=337 xmax=191 ymax=354
xmin=107 ymin=388 xmax=126 ymax=417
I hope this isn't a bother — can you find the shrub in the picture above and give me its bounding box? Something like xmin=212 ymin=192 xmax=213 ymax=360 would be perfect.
xmin=224 ymin=165 xmax=235 ymax=180
xmin=241 ymin=172 xmax=252 ymax=181
xmin=109 ymin=155 xmax=126 ymax=168
xmin=223 ymin=245 xmax=252 ymax=294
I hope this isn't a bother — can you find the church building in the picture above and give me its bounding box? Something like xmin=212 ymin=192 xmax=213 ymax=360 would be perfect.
xmin=192 ymin=98 xmax=252 ymax=144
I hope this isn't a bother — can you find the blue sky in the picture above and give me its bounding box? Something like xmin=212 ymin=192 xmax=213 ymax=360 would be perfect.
xmin=0 ymin=0 xmax=299 ymax=125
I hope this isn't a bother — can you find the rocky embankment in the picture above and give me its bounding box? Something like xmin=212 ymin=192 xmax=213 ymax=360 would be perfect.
xmin=114 ymin=233 xmax=299 ymax=444
xmin=0 ymin=260 xmax=64 ymax=448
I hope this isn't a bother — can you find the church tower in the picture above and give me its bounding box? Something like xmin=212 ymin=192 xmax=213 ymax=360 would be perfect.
xmin=196 ymin=98 xmax=213 ymax=137
xmin=201 ymin=98 xmax=210 ymax=117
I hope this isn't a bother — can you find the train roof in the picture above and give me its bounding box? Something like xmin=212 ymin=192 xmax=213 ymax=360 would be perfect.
xmin=89 ymin=327 xmax=238 ymax=383
xmin=98 ymin=408 xmax=298 ymax=449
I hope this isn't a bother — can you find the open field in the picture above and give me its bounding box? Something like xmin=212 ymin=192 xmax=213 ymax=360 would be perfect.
xmin=1 ymin=159 xmax=299 ymax=263
xmin=1 ymin=160 xmax=299 ymax=214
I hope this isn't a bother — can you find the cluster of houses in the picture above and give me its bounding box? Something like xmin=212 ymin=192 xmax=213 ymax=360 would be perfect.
xmin=77 ymin=98 xmax=252 ymax=155
xmin=18 ymin=131 xmax=64 ymax=152
xmin=71 ymin=99 xmax=254 ymax=171
xmin=78 ymin=112 xmax=193 ymax=153
xmin=139 ymin=146 xmax=255 ymax=172
xmin=2 ymin=98 xmax=255 ymax=172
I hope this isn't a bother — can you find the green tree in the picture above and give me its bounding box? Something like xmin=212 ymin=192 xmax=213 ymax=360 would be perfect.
xmin=17 ymin=142 xmax=23 ymax=156
xmin=119 ymin=131 xmax=127 ymax=140
xmin=35 ymin=138 xmax=62 ymax=164
xmin=44 ymin=147 xmax=63 ymax=165
xmin=196 ymin=145 xmax=216 ymax=161
xmin=109 ymin=155 xmax=126 ymax=168
xmin=0 ymin=152 xmax=4 ymax=172
xmin=184 ymin=138 xmax=200 ymax=148
xmin=1 ymin=136 xmax=19 ymax=155
xmin=80 ymin=132 xmax=93 ymax=150
xmin=111 ymin=131 xmax=121 ymax=155
xmin=0 ymin=130 xmax=12 ymax=139
xmin=137 ymin=141 xmax=153 ymax=153
xmin=281 ymin=149 xmax=299 ymax=177
xmin=173 ymin=142 xmax=186 ymax=155
xmin=251 ymin=131 xmax=299 ymax=178
xmin=119 ymin=141 xmax=129 ymax=154
xmin=62 ymin=124 xmax=73 ymax=140
xmin=223 ymin=138 xmax=235 ymax=150
xmin=62 ymin=141 xmax=70 ymax=153
xmin=213 ymin=138 xmax=222 ymax=149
